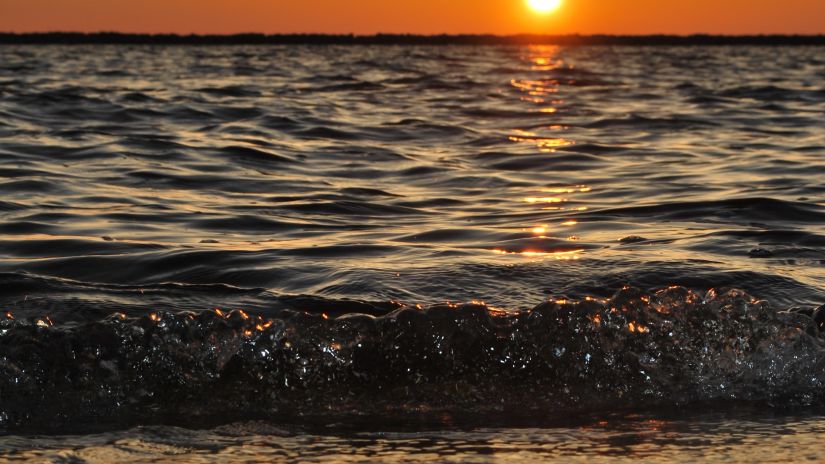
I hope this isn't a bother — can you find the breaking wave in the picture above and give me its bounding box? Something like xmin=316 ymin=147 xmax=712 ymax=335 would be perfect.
xmin=2 ymin=286 xmax=824 ymax=434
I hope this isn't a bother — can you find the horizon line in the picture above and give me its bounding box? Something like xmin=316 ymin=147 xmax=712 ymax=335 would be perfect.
xmin=2 ymin=32 xmax=825 ymax=46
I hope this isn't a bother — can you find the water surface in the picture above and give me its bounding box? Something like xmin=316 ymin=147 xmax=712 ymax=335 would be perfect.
xmin=1 ymin=44 xmax=824 ymax=459
xmin=4 ymin=411 xmax=825 ymax=463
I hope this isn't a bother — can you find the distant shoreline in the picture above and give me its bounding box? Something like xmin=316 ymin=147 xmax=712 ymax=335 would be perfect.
xmin=1 ymin=32 xmax=824 ymax=46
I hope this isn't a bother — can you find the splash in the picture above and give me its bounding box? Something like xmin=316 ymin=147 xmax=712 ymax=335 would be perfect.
xmin=1 ymin=286 xmax=824 ymax=433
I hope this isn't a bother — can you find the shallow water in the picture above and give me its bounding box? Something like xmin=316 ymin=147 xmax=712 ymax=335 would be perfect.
xmin=3 ymin=411 xmax=825 ymax=463
xmin=1 ymin=44 xmax=825 ymax=458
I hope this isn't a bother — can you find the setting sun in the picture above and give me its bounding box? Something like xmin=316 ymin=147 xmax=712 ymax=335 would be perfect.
xmin=527 ymin=0 xmax=563 ymax=14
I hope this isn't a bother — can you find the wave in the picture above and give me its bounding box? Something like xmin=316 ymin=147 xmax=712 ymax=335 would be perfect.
xmin=580 ymin=198 xmax=825 ymax=224
xmin=1 ymin=286 xmax=823 ymax=434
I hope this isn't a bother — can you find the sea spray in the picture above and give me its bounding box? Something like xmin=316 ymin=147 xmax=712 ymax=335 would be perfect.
xmin=2 ymin=286 xmax=824 ymax=433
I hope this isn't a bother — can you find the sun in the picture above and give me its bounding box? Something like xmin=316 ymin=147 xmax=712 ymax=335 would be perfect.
xmin=527 ymin=0 xmax=563 ymax=14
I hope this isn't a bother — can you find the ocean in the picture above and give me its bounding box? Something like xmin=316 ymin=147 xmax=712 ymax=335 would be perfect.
xmin=1 ymin=44 xmax=824 ymax=462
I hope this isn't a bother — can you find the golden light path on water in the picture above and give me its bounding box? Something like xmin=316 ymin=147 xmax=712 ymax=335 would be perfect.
xmin=493 ymin=45 xmax=590 ymax=261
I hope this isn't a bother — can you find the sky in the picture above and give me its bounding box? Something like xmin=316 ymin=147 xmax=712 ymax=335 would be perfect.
xmin=1 ymin=0 xmax=824 ymax=35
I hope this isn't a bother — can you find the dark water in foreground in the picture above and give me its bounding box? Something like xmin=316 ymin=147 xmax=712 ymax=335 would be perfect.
xmin=1 ymin=44 xmax=824 ymax=460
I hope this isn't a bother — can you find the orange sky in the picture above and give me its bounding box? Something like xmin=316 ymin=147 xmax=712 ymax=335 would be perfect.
xmin=1 ymin=0 xmax=823 ymax=35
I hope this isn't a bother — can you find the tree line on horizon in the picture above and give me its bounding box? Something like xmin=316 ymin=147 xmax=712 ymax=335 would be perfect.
xmin=0 ymin=32 xmax=824 ymax=45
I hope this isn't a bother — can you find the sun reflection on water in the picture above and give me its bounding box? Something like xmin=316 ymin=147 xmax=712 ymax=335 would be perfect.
xmin=531 ymin=225 xmax=548 ymax=235
xmin=492 ymin=248 xmax=583 ymax=260
xmin=509 ymin=135 xmax=575 ymax=151
xmin=524 ymin=196 xmax=565 ymax=204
